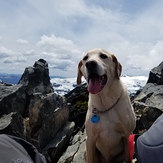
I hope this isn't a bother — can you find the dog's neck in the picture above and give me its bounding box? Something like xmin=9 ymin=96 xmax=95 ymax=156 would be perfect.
xmin=92 ymin=92 xmax=122 ymax=114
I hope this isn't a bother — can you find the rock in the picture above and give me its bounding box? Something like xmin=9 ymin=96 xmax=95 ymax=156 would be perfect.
xmin=147 ymin=61 xmax=163 ymax=85
xmin=0 ymin=59 xmax=75 ymax=163
xmin=27 ymin=92 xmax=69 ymax=150
xmin=57 ymin=131 xmax=86 ymax=163
xmin=44 ymin=121 xmax=75 ymax=163
xmin=0 ymin=112 xmax=24 ymax=138
xmin=65 ymin=83 xmax=88 ymax=104
xmin=72 ymin=132 xmax=86 ymax=163
xmin=18 ymin=59 xmax=54 ymax=95
xmin=133 ymin=83 xmax=163 ymax=111
xmin=133 ymin=61 xmax=163 ymax=133
xmin=65 ymin=83 xmax=88 ymax=130
xmin=0 ymin=82 xmax=27 ymax=117
xmin=133 ymin=84 xmax=163 ymax=133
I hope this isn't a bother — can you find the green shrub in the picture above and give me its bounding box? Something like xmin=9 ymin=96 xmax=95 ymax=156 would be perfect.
xmin=75 ymin=101 xmax=88 ymax=114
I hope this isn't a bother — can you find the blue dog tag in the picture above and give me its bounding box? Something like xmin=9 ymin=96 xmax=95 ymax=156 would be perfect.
xmin=91 ymin=115 xmax=100 ymax=123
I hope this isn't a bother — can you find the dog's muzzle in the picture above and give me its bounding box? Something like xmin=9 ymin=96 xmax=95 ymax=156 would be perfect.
xmin=86 ymin=61 xmax=107 ymax=94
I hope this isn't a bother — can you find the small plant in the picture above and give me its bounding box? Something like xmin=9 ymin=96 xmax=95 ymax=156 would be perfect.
xmin=75 ymin=101 xmax=88 ymax=114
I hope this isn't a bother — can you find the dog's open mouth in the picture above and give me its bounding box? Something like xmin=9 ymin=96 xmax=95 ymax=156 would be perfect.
xmin=87 ymin=74 xmax=107 ymax=94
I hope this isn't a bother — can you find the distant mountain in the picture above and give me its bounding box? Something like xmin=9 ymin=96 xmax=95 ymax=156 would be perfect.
xmin=0 ymin=73 xmax=21 ymax=84
xmin=0 ymin=73 xmax=66 ymax=85
xmin=0 ymin=73 xmax=148 ymax=96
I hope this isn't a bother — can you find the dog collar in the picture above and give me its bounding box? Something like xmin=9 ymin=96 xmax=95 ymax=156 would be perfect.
xmin=91 ymin=92 xmax=122 ymax=123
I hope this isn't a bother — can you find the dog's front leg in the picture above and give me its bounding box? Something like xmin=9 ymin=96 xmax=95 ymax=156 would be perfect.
xmin=86 ymin=137 xmax=100 ymax=163
xmin=115 ymin=123 xmax=130 ymax=163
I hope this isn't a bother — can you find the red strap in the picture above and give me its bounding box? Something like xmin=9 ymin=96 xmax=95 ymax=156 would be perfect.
xmin=128 ymin=134 xmax=135 ymax=163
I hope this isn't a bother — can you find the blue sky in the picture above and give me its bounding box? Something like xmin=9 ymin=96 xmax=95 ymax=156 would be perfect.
xmin=0 ymin=0 xmax=163 ymax=77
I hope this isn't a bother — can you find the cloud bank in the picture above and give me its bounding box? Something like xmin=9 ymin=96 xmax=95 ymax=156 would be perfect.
xmin=0 ymin=0 xmax=163 ymax=76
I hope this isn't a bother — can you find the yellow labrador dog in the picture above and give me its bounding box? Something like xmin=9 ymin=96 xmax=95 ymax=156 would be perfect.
xmin=77 ymin=48 xmax=136 ymax=163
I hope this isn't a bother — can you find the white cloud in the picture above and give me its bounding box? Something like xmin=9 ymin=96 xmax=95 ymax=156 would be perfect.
xmin=55 ymin=0 xmax=88 ymax=17
xmin=49 ymin=58 xmax=76 ymax=71
xmin=17 ymin=39 xmax=28 ymax=44
xmin=37 ymin=34 xmax=80 ymax=54
xmin=23 ymin=49 xmax=35 ymax=56
xmin=3 ymin=57 xmax=26 ymax=64
xmin=35 ymin=34 xmax=81 ymax=75
xmin=41 ymin=52 xmax=72 ymax=60
xmin=148 ymin=41 xmax=163 ymax=68
xmin=0 ymin=46 xmax=28 ymax=65
xmin=36 ymin=34 xmax=81 ymax=72
xmin=0 ymin=47 xmax=12 ymax=58
xmin=0 ymin=0 xmax=163 ymax=77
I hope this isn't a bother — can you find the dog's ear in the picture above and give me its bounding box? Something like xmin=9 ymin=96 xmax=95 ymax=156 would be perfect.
xmin=76 ymin=60 xmax=83 ymax=84
xmin=112 ymin=55 xmax=122 ymax=79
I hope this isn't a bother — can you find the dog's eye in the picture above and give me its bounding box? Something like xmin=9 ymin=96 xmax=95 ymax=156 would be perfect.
xmin=83 ymin=55 xmax=88 ymax=61
xmin=100 ymin=53 xmax=108 ymax=59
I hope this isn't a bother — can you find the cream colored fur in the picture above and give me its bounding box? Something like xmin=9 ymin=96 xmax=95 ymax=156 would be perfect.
xmin=77 ymin=48 xmax=136 ymax=163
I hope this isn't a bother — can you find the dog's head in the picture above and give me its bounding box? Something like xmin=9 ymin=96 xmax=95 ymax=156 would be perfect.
xmin=77 ymin=48 xmax=122 ymax=94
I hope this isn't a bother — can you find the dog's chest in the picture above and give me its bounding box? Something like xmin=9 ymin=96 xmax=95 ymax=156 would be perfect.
xmin=86 ymin=111 xmax=125 ymax=154
xmin=85 ymin=110 xmax=119 ymax=136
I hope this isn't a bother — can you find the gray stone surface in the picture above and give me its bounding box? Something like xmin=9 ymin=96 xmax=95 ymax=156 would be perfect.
xmin=18 ymin=59 xmax=54 ymax=95
xmin=58 ymin=131 xmax=86 ymax=163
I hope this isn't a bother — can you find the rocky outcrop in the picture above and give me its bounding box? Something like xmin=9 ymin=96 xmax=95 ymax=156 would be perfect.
xmin=58 ymin=131 xmax=86 ymax=163
xmin=65 ymin=83 xmax=88 ymax=131
xmin=57 ymin=84 xmax=88 ymax=163
xmin=0 ymin=82 xmax=26 ymax=138
xmin=0 ymin=112 xmax=24 ymax=138
xmin=18 ymin=59 xmax=54 ymax=95
xmin=0 ymin=59 xmax=163 ymax=163
xmin=133 ymin=62 xmax=163 ymax=133
xmin=0 ymin=82 xmax=26 ymax=117
xmin=44 ymin=121 xmax=75 ymax=162
xmin=147 ymin=61 xmax=163 ymax=85
xmin=28 ymin=93 xmax=69 ymax=148
xmin=0 ymin=59 xmax=74 ymax=162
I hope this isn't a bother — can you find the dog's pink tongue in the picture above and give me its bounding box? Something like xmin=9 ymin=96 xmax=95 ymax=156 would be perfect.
xmin=88 ymin=76 xmax=102 ymax=94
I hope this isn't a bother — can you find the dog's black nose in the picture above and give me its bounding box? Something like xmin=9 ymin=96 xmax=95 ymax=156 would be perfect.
xmin=86 ymin=61 xmax=97 ymax=69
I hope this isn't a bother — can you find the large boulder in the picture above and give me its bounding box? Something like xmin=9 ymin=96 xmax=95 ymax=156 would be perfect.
xmin=27 ymin=92 xmax=69 ymax=149
xmin=18 ymin=59 xmax=54 ymax=95
xmin=133 ymin=61 xmax=163 ymax=133
xmin=58 ymin=131 xmax=86 ymax=163
xmin=43 ymin=121 xmax=75 ymax=162
xmin=147 ymin=61 xmax=163 ymax=85
xmin=0 ymin=112 xmax=24 ymax=138
xmin=0 ymin=59 xmax=75 ymax=163
xmin=0 ymin=82 xmax=26 ymax=117
xmin=26 ymin=92 xmax=75 ymax=162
